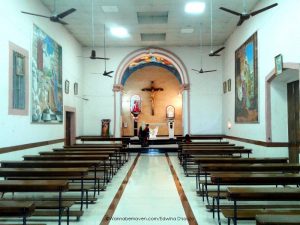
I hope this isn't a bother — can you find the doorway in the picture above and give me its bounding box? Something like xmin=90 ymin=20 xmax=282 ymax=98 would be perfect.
xmin=266 ymin=64 xmax=300 ymax=163
xmin=287 ymin=80 xmax=299 ymax=163
xmin=65 ymin=107 xmax=76 ymax=146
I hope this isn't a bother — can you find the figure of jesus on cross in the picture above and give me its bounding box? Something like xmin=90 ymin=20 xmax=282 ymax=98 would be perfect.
xmin=141 ymin=81 xmax=164 ymax=115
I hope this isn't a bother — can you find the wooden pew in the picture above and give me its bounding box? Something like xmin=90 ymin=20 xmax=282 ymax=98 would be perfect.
xmin=0 ymin=168 xmax=88 ymax=212
xmin=226 ymin=187 xmax=300 ymax=225
xmin=256 ymin=214 xmax=300 ymax=225
xmin=0 ymin=180 xmax=68 ymax=225
xmin=178 ymin=142 xmax=234 ymax=161
xmin=78 ymin=136 xmax=130 ymax=146
xmin=0 ymin=200 xmax=35 ymax=225
xmin=62 ymin=144 xmax=128 ymax=163
xmin=40 ymin=151 xmax=116 ymax=178
xmin=192 ymin=158 xmax=289 ymax=190
xmin=22 ymin=155 xmax=110 ymax=193
xmin=50 ymin=149 xmax=121 ymax=171
xmin=176 ymin=135 xmax=224 ymax=142
xmin=199 ymin=163 xmax=300 ymax=210
xmin=181 ymin=149 xmax=252 ymax=176
xmin=210 ymin=173 xmax=300 ymax=225
xmin=1 ymin=160 xmax=105 ymax=196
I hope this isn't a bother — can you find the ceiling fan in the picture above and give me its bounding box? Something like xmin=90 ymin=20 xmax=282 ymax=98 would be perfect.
xmin=220 ymin=1 xmax=278 ymax=26
xmin=209 ymin=0 xmax=225 ymax=57
xmin=192 ymin=23 xmax=217 ymax=74
xmin=21 ymin=0 xmax=76 ymax=25
xmin=209 ymin=47 xmax=225 ymax=57
xmin=192 ymin=68 xmax=217 ymax=74
xmin=92 ymin=25 xmax=113 ymax=78
xmin=78 ymin=0 xmax=108 ymax=60
xmin=102 ymin=25 xmax=114 ymax=77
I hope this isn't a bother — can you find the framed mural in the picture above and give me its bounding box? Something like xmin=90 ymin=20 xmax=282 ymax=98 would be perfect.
xmin=65 ymin=80 xmax=69 ymax=94
xmin=101 ymin=119 xmax=111 ymax=137
xmin=31 ymin=25 xmax=63 ymax=123
xmin=227 ymin=79 xmax=231 ymax=92
xmin=235 ymin=32 xmax=258 ymax=123
xmin=223 ymin=81 xmax=227 ymax=94
xmin=166 ymin=105 xmax=175 ymax=118
xmin=275 ymin=54 xmax=283 ymax=75
xmin=74 ymin=82 xmax=78 ymax=95
xmin=130 ymin=95 xmax=141 ymax=115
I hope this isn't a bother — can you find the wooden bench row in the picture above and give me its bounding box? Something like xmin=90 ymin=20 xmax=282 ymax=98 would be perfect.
xmin=0 ymin=143 xmax=128 ymax=225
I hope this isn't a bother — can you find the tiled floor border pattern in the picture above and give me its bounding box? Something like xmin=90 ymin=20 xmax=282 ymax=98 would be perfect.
xmin=165 ymin=153 xmax=199 ymax=225
xmin=99 ymin=153 xmax=141 ymax=225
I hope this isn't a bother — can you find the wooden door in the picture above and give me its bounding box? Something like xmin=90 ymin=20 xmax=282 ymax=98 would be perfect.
xmin=287 ymin=80 xmax=299 ymax=163
xmin=65 ymin=112 xmax=71 ymax=146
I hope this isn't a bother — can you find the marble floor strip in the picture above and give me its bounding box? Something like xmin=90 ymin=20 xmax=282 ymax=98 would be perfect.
xmin=99 ymin=153 xmax=141 ymax=225
xmin=165 ymin=153 xmax=198 ymax=225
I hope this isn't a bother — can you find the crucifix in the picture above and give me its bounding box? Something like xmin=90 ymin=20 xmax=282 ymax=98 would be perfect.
xmin=141 ymin=81 xmax=164 ymax=115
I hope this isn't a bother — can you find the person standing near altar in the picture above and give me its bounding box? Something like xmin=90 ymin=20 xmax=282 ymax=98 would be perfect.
xmin=142 ymin=124 xmax=150 ymax=147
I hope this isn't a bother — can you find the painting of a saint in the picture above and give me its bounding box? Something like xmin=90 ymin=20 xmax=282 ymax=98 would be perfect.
xmin=130 ymin=95 xmax=141 ymax=114
xmin=235 ymin=32 xmax=258 ymax=123
xmin=101 ymin=119 xmax=110 ymax=137
xmin=31 ymin=25 xmax=63 ymax=123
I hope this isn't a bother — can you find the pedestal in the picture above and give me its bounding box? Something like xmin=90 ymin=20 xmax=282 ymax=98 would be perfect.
xmin=168 ymin=120 xmax=175 ymax=139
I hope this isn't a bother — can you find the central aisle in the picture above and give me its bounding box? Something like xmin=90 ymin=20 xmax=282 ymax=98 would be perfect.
xmin=109 ymin=154 xmax=189 ymax=225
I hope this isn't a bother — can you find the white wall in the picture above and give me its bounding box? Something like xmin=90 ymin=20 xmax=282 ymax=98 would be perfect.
xmin=82 ymin=46 xmax=223 ymax=135
xmin=0 ymin=0 xmax=83 ymax=150
xmin=270 ymin=79 xmax=288 ymax=142
xmin=222 ymin=0 xmax=300 ymax=141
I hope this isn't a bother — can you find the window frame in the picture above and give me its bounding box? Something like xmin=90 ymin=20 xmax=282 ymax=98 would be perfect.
xmin=8 ymin=42 xmax=29 ymax=115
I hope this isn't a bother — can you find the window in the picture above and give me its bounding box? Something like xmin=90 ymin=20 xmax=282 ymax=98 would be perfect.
xmin=13 ymin=51 xmax=25 ymax=109
xmin=8 ymin=42 xmax=28 ymax=115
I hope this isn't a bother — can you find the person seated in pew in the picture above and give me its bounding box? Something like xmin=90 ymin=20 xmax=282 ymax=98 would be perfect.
xmin=184 ymin=134 xmax=192 ymax=143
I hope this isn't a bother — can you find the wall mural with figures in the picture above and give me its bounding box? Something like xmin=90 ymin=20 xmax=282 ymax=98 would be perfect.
xmin=31 ymin=25 xmax=63 ymax=123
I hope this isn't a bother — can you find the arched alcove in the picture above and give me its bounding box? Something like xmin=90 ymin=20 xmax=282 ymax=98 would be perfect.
xmin=113 ymin=47 xmax=190 ymax=137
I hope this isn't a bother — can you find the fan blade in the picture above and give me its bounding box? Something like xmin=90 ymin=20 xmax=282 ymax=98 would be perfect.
xmin=209 ymin=47 xmax=225 ymax=56
xmin=92 ymin=57 xmax=110 ymax=60
xmin=192 ymin=69 xmax=200 ymax=73
xmin=57 ymin=8 xmax=76 ymax=19
xmin=250 ymin=3 xmax=278 ymax=16
xmin=57 ymin=19 xmax=68 ymax=25
xmin=237 ymin=16 xmax=246 ymax=26
xmin=103 ymin=74 xmax=112 ymax=78
xmin=219 ymin=7 xmax=242 ymax=16
xmin=103 ymin=71 xmax=114 ymax=76
xmin=21 ymin=11 xmax=50 ymax=18
xmin=202 ymin=69 xmax=217 ymax=73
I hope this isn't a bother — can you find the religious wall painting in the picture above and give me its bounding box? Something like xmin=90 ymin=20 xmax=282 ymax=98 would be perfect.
xmin=31 ymin=25 xmax=63 ymax=123
xmin=275 ymin=54 xmax=283 ymax=76
xmin=130 ymin=95 xmax=141 ymax=115
xmin=74 ymin=82 xmax=78 ymax=95
xmin=65 ymin=80 xmax=69 ymax=94
xmin=223 ymin=81 xmax=227 ymax=94
xmin=227 ymin=79 xmax=231 ymax=92
xmin=129 ymin=55 xmax=174 ymax=68
xmin=235 ymin=32 xmax=258 ymax=123
xmin=101 ymin=119 xmax=111 ymax=137
xmin=166 ymin=105 xmax=175 ymax=119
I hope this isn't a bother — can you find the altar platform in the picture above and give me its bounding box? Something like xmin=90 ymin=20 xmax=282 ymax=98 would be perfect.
xmin=128 ymin=137 xmax=178 ymax=152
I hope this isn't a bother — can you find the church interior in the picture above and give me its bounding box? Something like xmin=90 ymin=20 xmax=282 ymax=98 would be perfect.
xmin=0 ymin=0 xmax=300 ymax=225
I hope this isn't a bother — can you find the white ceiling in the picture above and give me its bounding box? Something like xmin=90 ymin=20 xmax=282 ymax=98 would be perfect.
xmin=40 ymin=0 xmax=259 ymax=47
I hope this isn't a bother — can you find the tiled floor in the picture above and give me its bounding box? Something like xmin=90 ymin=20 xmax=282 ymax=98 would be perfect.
xmin=75 ymin=152 xmax=255 ymax=225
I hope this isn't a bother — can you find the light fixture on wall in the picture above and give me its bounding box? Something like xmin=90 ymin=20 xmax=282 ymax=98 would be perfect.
xmin=227 ymin=120 xmax=232 ymax=129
